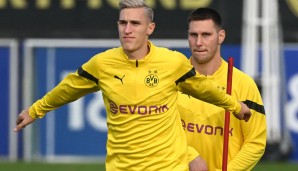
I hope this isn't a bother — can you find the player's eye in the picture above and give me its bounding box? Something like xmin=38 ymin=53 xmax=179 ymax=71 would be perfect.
xmin=189 ymin=33 xmax=197 ymax=37
xmin=118 ymin=20 xmax=127 ymax=25
xmin=202 ymin=33 xmax=211 ymax=37
xmin=131 ymin=21 xmax=141 ymax=25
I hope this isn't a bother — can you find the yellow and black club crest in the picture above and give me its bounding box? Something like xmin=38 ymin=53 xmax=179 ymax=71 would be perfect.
xmin=144 ymin=70 xmax=159 ymax=88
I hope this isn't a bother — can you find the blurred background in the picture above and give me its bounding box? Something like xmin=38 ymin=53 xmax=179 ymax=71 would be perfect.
xmin=1 ymin=0 xmax=298 ymax=170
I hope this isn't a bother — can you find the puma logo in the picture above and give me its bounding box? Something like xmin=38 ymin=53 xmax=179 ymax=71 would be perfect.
xmin=114 ymin=75 xmax=125 ymax=84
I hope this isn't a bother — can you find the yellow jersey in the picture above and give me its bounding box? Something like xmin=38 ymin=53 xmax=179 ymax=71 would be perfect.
xmin=178 ymin=58 xmax=267 ymax=171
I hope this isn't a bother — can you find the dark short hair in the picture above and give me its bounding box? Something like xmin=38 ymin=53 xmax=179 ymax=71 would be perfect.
xmin=187 ymin=8 xmax=223 ymax=29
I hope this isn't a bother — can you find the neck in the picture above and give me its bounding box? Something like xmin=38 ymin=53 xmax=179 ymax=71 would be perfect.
xmin=192 ymin=56 xmax=222 ymax=75
xmin=126 ymin=43 xmax=150 ymax=60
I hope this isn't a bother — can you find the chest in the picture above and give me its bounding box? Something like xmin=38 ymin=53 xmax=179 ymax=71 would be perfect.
xmin=98 ymin=62 xmax=177 ymax=104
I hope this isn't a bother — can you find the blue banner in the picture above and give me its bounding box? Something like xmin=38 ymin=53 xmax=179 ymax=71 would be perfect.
xmin=284 ymin=46 xmax=298 ymax=160
xmin=0 ymin=47 xmax=10 ymax=156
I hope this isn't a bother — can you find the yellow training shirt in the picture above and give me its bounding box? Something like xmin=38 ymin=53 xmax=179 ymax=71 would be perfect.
xmin=178 ymin=58 xmax=267 ymax=171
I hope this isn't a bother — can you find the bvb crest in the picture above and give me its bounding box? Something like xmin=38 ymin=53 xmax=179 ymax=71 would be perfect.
xmin=144 ymin=70 xmax=159 ymax=88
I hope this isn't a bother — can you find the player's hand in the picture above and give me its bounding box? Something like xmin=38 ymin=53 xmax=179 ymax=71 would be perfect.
xmin=233 ymin=101 xmax=251 ymax=122
xmin=189 ymin=156 xmax=208 ymax=171
xmin=14 ymin=108 xmax=36 ymax=132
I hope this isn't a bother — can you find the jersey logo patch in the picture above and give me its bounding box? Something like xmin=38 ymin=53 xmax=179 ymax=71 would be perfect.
xmin=144 ymin=70 xmax=159 ymax=88
xmin=108 ymin=100 xmax=169 ymax=115
xmin=114 ymin=75 xmax=125 ymax=84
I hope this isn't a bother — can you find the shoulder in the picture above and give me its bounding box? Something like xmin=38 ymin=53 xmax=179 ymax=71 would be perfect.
xmin=92 ymin=47 xmax=122 ymax=59
xmin=86 ymin=47 xmax=124 ymax=66
xmin=232 ymin=67 xmax=262 ymax=101
xmin=156 ymin=47 xmax=189 ymax=69
xmin=233 ymin=67 xmax=257 ymax=86
xmin=82 ymin=47 xmax=124 ymax=72
xmin=153 ymin=44 xmax=187 ymax=58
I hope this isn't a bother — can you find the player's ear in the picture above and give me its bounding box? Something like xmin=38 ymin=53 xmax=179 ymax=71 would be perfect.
xmin=218 ymin=29 xmax=225 ymax=44
xmin=147 ymin=22 xmax=155 ymax=36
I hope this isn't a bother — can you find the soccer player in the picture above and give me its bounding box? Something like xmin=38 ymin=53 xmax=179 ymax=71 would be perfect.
xmin=178 ymin=8 xmax=267 ymax=171
xmin=14 ymin=1 xmax=251 ymax=170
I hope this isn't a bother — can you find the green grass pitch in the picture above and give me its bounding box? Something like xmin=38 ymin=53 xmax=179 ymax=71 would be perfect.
xmin=0 ymin=161 xmax=298 ymax=171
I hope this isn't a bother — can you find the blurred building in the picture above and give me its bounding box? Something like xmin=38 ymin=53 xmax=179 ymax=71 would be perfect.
xmin=0 ymin=0 xmax=296 ymax=43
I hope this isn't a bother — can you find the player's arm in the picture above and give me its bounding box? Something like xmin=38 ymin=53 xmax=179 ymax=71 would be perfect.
xmin=172 ymin=52 xmax=250 ymax=121
xmin=176 ymin=68 xmax=251 ymax=122
xmin=14 ymin=69 xmax=99 ymax=132
xmin=225 ymin=108 xmax=266 ymax=170
xmin=224 ymin=85 xmax=266 ymax=170
xmin=31 ymin=72 xmax=99 ymax=119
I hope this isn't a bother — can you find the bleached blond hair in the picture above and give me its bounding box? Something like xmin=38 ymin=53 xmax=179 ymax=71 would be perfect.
xmin=119 ymin=0 xmax=154 ymax=22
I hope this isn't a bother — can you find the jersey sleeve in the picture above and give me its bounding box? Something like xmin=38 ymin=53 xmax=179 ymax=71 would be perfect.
xmin=187 ymin=146 xmax=200 ymax=163
xmin=177 ymin=72 xmax=241 ymax=115
xmin=29 ymin=71 xmax=99 ymax=119
xmin=225 ymin=79 xmax=266 ymax=170
xmin=171 ymin=52 xmax=240 ymax=114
